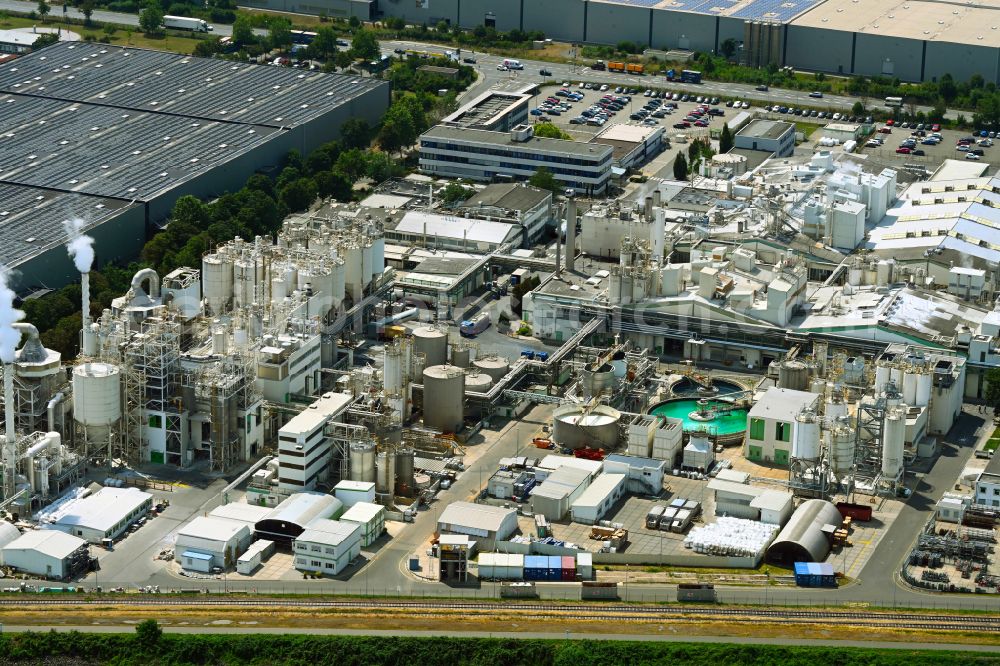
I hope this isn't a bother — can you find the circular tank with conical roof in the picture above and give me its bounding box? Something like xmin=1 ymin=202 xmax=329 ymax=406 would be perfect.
xmin=72 ymin=363 xmax=122 ymax=428
xmin=412 ymin=325 xmax=448 ymax=367
xmin=464 ymin=371 xmax=492 ymax=393
xmin=422 ymin=364 xmax=465 ymax=432
xmin=552 ymin=404 xmax=622 ymax=449
xmin=451 ymin=345 xmax=471 ymax=368
xmin=778 ymin=360 xmax=810 ymax=391
xmin=472 ymin=355 xmax=510 ymax=382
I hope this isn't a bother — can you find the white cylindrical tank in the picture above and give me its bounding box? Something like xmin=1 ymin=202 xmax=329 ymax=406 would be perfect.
xmin=915 ymin=371 xmax=932 ymax=408
xmin=874 ymin=363 xmax=891 ymax=394
xmin=464 ymin=371 xmax=492 ymax=393
xmin=349 ymin=441 xmax=376 ymax=483
xmin=412 ymin=325 xmax=448 ymax=368
xmin=422 ymin=365 xmax=465 ymax=432
xmin=830 ymin=424 xmax=855 ymax=476
xmin=330 ymin=259 xmax=346 ymax=309
xmin=383 ymin=342 xmax=404 ymax=394
xmin=270 ymin=276 xmax=287 ymax=305
xmin=372 ymin=237 xmax=385 ymax=279
xmin=233 ymin=259 xmax=257 ymax=308
xmin=889 ymin=365 xmax=903 ymax=389
xmin=848 ymin=267 xmax=862 ymax=286
xmin=825 ymin=396 xmax=848 ymax=422
xmin=876 ymin=260 xmax=893 ymax=287
xmin=361 ymin=240 xmax=375 ymax=286
xmin=551 ymin=404 xmax=622 ymax=450
xmin=882 ymin=408 xmax=905 ymax=479
xmin=472 ymin=355 xmax=510 ymax=383
xmin=902 ymin=371 xmax=918 ymax=406
xmin=342 ymin=241 xmax=363 ymax=298
xmin=376 ymin=450 xmax=395 ymax=494
xmin=809 ymin=377 xmax=827 ymax=396
xmin=793 ymin=411 xmax=821 ymax=460
xmin=201 ymin=254 xmax=234 ymax=315
xmin=72 ymin=363 xmax=122 ymax=426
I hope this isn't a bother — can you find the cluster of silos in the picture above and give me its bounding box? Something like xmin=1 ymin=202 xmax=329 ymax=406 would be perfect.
xmin=280 ymin=217 xmax=384 ymax=303
xmin=551 ymin=404 xmax=622 ymax=450
xmin=71 ymin=362 xmax=123 ymax=456
xmin=383 ymin=336 xmax=414 ymax=421
xmin=422 ymin=364 xmax=465 ymax=433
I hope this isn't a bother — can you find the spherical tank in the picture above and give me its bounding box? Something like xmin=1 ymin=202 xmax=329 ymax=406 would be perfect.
xmin=422 ymin=364 xmax=465 ymax=433
xmin=394 ymin=448 xmax=415 ymax=494
xmin=778 ymin=360 xmax=809 ymax=391
xmin=451 ymin=345 xmax=471 ymax=368
xmin=551 ymin=404 xmax=622 ymax=450
xmin=201 ymin=253 xmax=234 ymax=315
xmin=464 ymin=371 xmax=492 ymax=393
xmin=792 ymin=411 xmax=821 ymax=460
xmin=349 ymin=441 xmax=377 ymax=483
xmin=376 ymin=450 xmax=396 ymax=494
xmin=72 ymin=363 xmax=122 ymax=426
xmin=882 ymin=408 xmax=906 ymax=479
xmin=412 ymin=325 xmax=448 ymax=368
xmin=473 ymin=355 xmax=510 ymax=382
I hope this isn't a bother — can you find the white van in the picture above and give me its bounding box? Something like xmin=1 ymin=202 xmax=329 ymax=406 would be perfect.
xmin=503 ymin=58 xmax=524 ymax=70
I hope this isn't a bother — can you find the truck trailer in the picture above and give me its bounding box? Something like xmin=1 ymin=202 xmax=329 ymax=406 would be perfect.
xmin=164 ymin=15 xmax=212 ymax=31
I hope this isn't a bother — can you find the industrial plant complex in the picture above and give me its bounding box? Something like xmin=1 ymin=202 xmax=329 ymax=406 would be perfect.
xmin=0 ymin=9 xmax=998 ymax=628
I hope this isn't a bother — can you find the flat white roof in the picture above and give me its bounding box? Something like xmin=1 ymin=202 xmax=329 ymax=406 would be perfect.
xmin=536 ymin=455 xmax=603 ymax=476
xmin=531 ymin=466 xmax=592 ymax=500
xmin=340 ymin=501 xmax=385 ymax=524
xmin=438 ymin=501 xmax=516 ymax=533
xmin=238 ymin=539 xmax=274 ymax=561
xmin=297 ymin=519 xmax=361 ymax=547
xmin=395 ymin=210 xmax=520 ymax=245
xmin=479 ymin=552 xmax=524 ymax=566
xmin=52 ymin=487 xmax=151 ymax=533
xmin=208 ymin=502 xmax=272 ymax=525
xmin=594 ymin=122 xmax=662 ymax=144
xmin=3 ymin=529 xmax=85 ymax=559
xmin=571 ymin=473 xmax=626 ymax=509
xmin=747 ymin=387 xmax=818 ymax=421
xmin=279 ymin=392 xmax=354 ymax=437
xmin=334 ymin=480 xmax=376 ymax=492
xmin=708 ymin=478 xmax=766 ymax=498
xmin=750 ymin=490 xmax=794 ymax=512
xmin=178 ymin=516 xmax=249 ymax=542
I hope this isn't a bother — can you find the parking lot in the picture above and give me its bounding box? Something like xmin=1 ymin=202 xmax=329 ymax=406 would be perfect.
xmin=529 ymin=82 xmax=734 ymax=143
xmin=855 ymin=122 xmax=995 ymax=172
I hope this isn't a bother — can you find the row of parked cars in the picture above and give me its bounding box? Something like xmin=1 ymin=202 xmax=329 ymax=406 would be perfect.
xmin=530 ymin=87 xmax=586 ymax=119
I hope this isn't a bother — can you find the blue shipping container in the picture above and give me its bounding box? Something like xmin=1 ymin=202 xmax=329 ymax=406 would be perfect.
xmin=793 ymin=562 xmax=836 ymax=588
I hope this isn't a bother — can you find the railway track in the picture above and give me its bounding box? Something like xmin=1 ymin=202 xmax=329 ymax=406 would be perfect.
xmin=2 ymin=597 xmax=998 ymax=632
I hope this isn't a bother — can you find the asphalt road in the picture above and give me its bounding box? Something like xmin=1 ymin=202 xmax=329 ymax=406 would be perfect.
xmin=4 ymin=625 xmax=1000 ymax=652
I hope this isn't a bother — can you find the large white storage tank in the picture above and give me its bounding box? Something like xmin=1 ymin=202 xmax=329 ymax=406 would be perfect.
xmin=882 ymin=408 xmax=905 ymax=479
xmin=422 ymin=365 xmax=465 ymax=432
xmin=233 ymin=258 xmax=259 ymax=308
xmin=829 ymin=423 xmax=855 ymax=476
xmin=413 ymin=325 xmax=448 ymax=368
xmin=902 ymin=370 xmax=918 ymax=406
xmin=792 ymin=410 xmax=821 ymax=460
xmin=201 ymin=253 xmax=234 ymax=315
xmin=464 ymin=371 xmax=492 ymax=393
xmin=376 ymin=450 xmax=395 ymax=495
xmin=473 ymin=355 xmax=510 ymax=383
xmin=72 ymin=362 xmax=122 ymax=431
xmin=383 ymin=342 xmax=404 ymax=394
xmin=330 ymin=258 xmax=346 ymax=310
xmin=874 ymin=362 xmax=891 ymax=394
xmin=349 ymin=441 xmax=377 ymax=483
xmin=552 ymin=404 xmax=622 ymax=450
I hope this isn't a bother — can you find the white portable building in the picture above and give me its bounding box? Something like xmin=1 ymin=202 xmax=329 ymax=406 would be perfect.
xmin=478 ymin=552 xmax=524 ymax=580
xmin=570 ymin=473 xmax=626 ymax=525
xmin=339 ymin=501 xmax=386 ymax=547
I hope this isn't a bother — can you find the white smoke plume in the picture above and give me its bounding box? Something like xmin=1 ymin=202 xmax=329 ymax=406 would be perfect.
xmin=63 ymin=218 xmax=95 ymax=274
xmin=0 ymin=267 xmax=24 ymax=364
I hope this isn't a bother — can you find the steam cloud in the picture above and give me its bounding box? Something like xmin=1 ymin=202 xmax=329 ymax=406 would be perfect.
xmin=0 ymin=268 xmax=24 ymax=365
xmin=63 ymin=218 xmax=95 ymax=274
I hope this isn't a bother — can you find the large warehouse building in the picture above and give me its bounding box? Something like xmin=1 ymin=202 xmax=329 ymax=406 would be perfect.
xmin=241 ymin=0 xmax=1000 ymax=84
xmin=0 ymin=42 xmax=390 ymax=295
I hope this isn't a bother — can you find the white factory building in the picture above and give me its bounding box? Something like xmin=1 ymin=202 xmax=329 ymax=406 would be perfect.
xmin=207 ymin=502 xmax=273 ymax=529
xmin=570 ymin=473 xmax=627 ymax=525
xmin=339 ymin=501 xmax=386 ymax=547
xmin=745 ymin=388 xmax=822 ymax=467
xmin=530 ymin=466 xmax=592 ymax=521
xmin=334 ymin=480 xmax=376 ymax=508
xmin=175 ymin=516 xmax=253 ymax=572
xmin=48 ymin=487 xmax=153 ymax=544
xmin=293 ymin=519 xmax=362 ymax=575
xmin=277 ymin=392 xmax=355 ymax=491
xmin=437 ymin=502 xmax=518 ymax=551
xmin=1 ymin=529 xmax=88 ymax=579
xmin=602 ymin=454 xmax=665 ymax=495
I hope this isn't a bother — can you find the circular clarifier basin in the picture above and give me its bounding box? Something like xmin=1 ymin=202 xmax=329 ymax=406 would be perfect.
xmin=669 ymin=377 xmax=743 ymax=398
xmin=648 ymin=398 xmax=749 ymax=440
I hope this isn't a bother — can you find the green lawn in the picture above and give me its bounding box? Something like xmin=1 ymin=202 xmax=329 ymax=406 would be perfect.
xmin=795 ymin=121 xmax=823 ymax=138
xmin=0 ymin=14 xmax=205 ymax=53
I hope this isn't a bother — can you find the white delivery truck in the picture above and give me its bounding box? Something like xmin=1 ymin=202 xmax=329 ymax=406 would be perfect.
xmin=163 ymin=15 xmax=212 ymax=32
xmin=502 ymin=58 xmax=524 ymax=70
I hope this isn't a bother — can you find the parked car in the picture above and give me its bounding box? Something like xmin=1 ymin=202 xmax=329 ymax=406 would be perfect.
xmin=967 ymin=152 xmax=982 ymax=160
xmin=895 ymin=147 xmax=911 ymax=154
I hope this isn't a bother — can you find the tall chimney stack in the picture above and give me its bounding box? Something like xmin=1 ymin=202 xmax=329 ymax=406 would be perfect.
xmin=565 ymin=191 xmax=577 ymax=273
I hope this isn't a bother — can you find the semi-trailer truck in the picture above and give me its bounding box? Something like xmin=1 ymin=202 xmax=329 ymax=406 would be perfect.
xmin=164 ymin=15 xmax=212 ymax=32
xmin=459 ymin=312 xmax=491 ymax=337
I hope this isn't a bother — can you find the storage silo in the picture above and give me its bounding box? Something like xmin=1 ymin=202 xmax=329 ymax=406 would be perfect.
xmin=383 ymin=341 xmax=404 ymax=395
xmin=828 ymin=423 xmax=855 ymax=477
xmin=395 ymin=448 xmax=415 ymax=495
xmin=72 ymin=362 xmax=122 ymax=444
xmin=330 ymin=257 xmax=346 ymax=310
xmin=464 ymin=371 xmax=492 ymax=393
xmin=552 ymin=404 xmax=622 ymax=449
xmin=233 ymin=258 xmax=258 ymax=308
xmin=792 ymin=410 xmax=821 ymax=460
xmin=422 ymin=364 xmax=465 ymax=432
xmin=376 ymin=450 xmax=396 ymax=494
xmin=413 ymin=325 xmax=448 ymax=368
xmin=473 ymin=355 xmax=510 ymax=383
xmin=882 ymin=408 xmax=905 ymax=480
xmin=778 ymin=360 xmax=810 ymax=391
xmin=451 ymin=344 xmax=471 ymax=369
xmin=902 ymin=370 xmax=918 ymax=406
xmin=349 ymin=441 xmax=377 ymax=483
xmin=201 ymin=253 xmax=234 ymax=316
xmin=914 ymin=371 xmax=932 ymax=408
xmin=874 ymin=362 xmax=891 ymax=394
